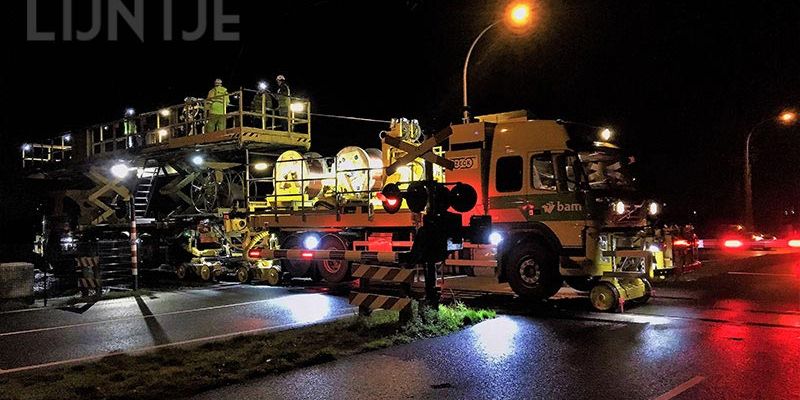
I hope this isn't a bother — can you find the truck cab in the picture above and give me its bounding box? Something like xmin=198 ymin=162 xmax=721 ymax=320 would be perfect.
xmin=446 ymin=111 xmax=700 ymax=310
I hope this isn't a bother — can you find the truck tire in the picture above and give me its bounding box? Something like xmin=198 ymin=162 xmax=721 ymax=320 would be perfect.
xmin=564 ymin=276 xmax=597 ymax=292
xmin=176 ymin=263 xmax=190 ymax=280
xmin=199 ymin=265 xmax=213 ymax=281
xmin=236 ymin=266 xmax=252 ymax=284
xmin=505 ymin=241 xmax=562 ymax=300
xmin=316 ymin=235 xmax=351 ymax=283
xmin=264 ymin=267 xmax=282 ymax=286
xmin=589 ymin=281 xmax=620 ymax=312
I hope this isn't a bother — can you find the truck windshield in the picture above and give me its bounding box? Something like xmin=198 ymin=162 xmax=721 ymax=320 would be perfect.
xmin=579 ymin=151 xmax=634 ymax=189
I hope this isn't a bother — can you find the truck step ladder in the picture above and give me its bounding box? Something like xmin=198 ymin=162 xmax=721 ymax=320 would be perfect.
xmin=134 ymin=163 xmax=160 ymax=220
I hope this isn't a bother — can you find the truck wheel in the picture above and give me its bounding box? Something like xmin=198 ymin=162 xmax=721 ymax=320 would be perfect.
xmin=236 ymin=266 xmax=252 ymax=284
xmin=317 ymin=235 xmax=351 ymax=283
xmin=199 ymin=265 xmax=213 ymax=281
xmin=264 ymin=267 xmax=282 ymax=286
xmin=506 ymin=241 xmax=562 ymax=300
xmin=564 ymin=276 xmax=597 ymax=292
xmin=589 ymin=281 xmax=620 ymax=312
xmin=176 ymin=263 xmax=189 ymax=280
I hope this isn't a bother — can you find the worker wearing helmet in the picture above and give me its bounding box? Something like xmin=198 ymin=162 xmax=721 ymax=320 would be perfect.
xmin=205 ymin=78 xmax=230 ymax=132
xmin=275 ymin=75 xmax=291 ymax=97
xmin=250 ymin=81 xmax=275 ymax=129
xmin=275 ymin=75 xmax=291 ymax=130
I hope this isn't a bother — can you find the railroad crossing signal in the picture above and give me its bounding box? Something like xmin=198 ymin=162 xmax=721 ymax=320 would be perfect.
xmin=384 ymin=126 xmax=455 ymax=175
xmin=379 ymin=182 xmax=478 ymax=216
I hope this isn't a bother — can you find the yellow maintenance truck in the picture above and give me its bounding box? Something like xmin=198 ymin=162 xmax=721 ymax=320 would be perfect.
xmin=22 ymin=89 xmax=698 ymax=309
xmin=241 ymin=111 xmax=700 ymax=311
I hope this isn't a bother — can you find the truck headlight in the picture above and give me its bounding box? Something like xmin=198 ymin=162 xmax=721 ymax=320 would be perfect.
xmin=489 ymin=231 xmax=503 ymax=246
xmin=648 ymin=202 xmax=660 ymax=216
xmin=614 ymin=201 xmax=626 ymax=215
xmin=303 ymin=234 xmax=320 ymax=250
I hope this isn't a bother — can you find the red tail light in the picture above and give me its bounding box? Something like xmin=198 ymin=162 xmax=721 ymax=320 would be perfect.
xmin=673 ymin=239 xmax=691 ymax=247
xmin=788 ymin=239 xmax=800 ymax=248
xmin=724 ymin=239 xmax=744 ymax=249
xmin=248 ymin=248 xmax=261 ymax=258
xmin=301 ymin=252 xmax=314 ymax=258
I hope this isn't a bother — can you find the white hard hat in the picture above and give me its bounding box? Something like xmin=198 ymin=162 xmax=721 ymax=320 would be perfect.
xmin=215 ymin=78 xmax=223 ymax=84
xmin=276 ymin=75 xmax=285 ymax=81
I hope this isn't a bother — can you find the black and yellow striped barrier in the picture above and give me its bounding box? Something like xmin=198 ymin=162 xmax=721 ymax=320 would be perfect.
xmin=352 ymin=264 xmax=415 ymax=283
xmin=78 ymin=278 xmax=101 ymax=288
xmin=349 ymin=292 xmax=412 ymax=312
xmin=75 ymin=256 xmax=100 ymax=269
xmin=75 ymin=256 xmax=101 ymax=292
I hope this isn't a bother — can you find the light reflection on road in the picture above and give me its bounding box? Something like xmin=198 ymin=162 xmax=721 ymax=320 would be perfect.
xmin=470 ymin=316 xmax=520 ymax=362
xmin=271 ymin=294 xmax=336 ymax=324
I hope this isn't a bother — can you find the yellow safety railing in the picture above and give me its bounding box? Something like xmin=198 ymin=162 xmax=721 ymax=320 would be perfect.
xmin=21 ymin=135 xmax=72 ymax=168
xmin=22 ymin=89 xmax=312 ymax=165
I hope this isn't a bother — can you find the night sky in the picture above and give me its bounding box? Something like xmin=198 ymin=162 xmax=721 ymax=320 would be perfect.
xmin=2 ymin=0 xmax=800 ymax=254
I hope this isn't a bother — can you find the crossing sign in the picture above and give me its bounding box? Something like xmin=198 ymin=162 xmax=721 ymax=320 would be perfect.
xmin=385 ymin=126 xmax=455 ymax=175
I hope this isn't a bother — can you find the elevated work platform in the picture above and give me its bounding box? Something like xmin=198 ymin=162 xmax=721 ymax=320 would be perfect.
xmin=22 ymin=88 xmax=312 ymax=169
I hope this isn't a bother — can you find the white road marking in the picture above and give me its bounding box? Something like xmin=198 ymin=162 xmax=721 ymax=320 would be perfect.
xmin=0 ymin=307 xmax=58 ymax=315
xmin=653 ymin=375 xmax=706 ymax=400
xmin=0 ymin=294 xmax=337 ymax=337
xmin=727 ymin=271 xmax=796 ymax=277
xmin=0 ymin=296 xmax=136 ymax=315
xmin=0 ymin=311 xmax=356 ymax=375
xmin=0 ymin=284 xmax=245 ymax=316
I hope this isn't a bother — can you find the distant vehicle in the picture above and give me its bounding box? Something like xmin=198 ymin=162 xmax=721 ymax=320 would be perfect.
xmin=717 ymin=224 xmax=776 ymax=250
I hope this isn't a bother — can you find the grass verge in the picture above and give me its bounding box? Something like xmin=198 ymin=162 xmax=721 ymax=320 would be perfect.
xmin=0 ymin=302 xmax=494 ymax=400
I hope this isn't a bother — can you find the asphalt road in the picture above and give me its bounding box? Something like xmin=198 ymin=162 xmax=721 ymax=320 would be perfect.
xmin=2 ymin=250 xmax=798 ymax=399
xmin=0 ymin=284 xmax=356 ymax=373
xmin=193 ymin=250 xmax=800 ymax=400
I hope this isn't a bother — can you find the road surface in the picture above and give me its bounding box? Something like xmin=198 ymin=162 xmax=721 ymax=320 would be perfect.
xmin=2 ymin=250 xmax=798 ymax=399
xmin=0 ymin=284 xmax=356 ymax=373
xmin=194 ymin=250 xmax=800 ymax=400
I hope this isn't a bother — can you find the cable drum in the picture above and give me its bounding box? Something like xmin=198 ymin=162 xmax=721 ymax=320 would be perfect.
xmin=335 ymin=147 xmax=384 ymax=201
xmin=303 ymin=152 xmax=327 ymax=198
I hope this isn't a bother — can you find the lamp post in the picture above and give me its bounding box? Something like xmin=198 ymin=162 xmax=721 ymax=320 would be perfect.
xmin=744 ymin=110 xmax=797 ymax=229
xmin=462 ymin=2 xmax=534 ymax=123
xmin=462 ymin=21 xmax=500 ymax=123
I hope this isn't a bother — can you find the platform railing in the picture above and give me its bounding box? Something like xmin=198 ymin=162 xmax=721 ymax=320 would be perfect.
xmin=21 ymin=136 xmax=72 ymax=168
xmin=22 ymin=90 xmax=312 ymax=166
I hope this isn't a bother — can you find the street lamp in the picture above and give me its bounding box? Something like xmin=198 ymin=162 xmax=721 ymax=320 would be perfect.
xmin=744 ymin=110 xmax=797 ymax=229
xmin=462 ymin=2 xmax=535 ymax=123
